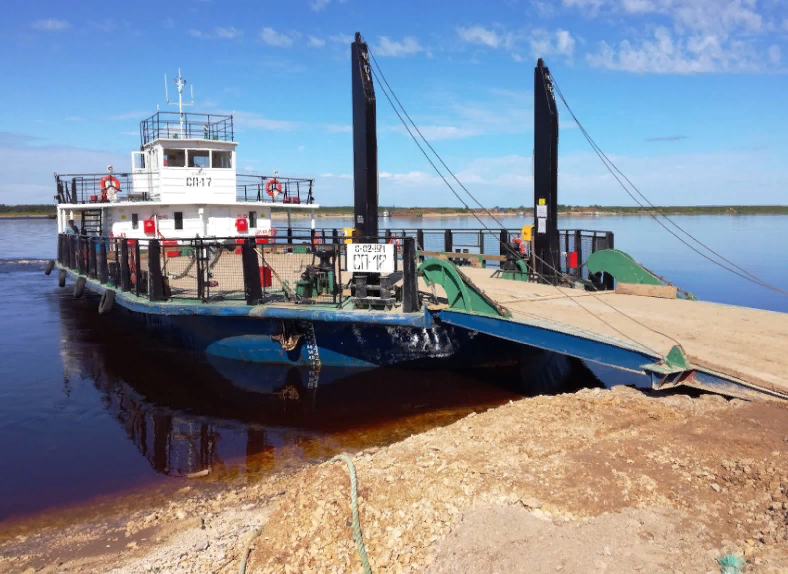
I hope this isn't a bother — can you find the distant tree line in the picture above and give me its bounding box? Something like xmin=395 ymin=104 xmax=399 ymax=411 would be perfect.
xmin=0 ymin=204 xmax=56 ymax=215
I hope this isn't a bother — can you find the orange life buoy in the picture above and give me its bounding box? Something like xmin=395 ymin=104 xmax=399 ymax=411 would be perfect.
xmin=265 ymin=179 xmax=282 ymax=197
xmin=100 ymin=175 xmax=120 ymax=201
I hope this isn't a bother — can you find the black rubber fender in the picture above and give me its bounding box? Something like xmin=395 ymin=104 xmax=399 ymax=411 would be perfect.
xmin=44 ymin=260 xmax=55 ymax=276
xmin=98 ymin=289 xmax=115 ymax=315
xmin=58 ymin=269 xmax=67 ymax=288
xmin=73 ymin=276 xmax=86 ymax=299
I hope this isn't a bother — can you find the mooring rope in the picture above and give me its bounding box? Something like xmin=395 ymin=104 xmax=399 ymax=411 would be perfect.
xmin=330 ymin=454 xmax=373 ymax=574
xmin=237 ymin=453 xmax=372 ymax=574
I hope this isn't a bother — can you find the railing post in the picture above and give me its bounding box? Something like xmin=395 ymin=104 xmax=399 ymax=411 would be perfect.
xmin=78 ymin=236 xmax=87 ymax=275
xmin=444 ymin=229 xmax=452 ymax=253
xmin=99 ymin=238 xmax=108 ymax=284
xmin=120 ymin=239 xmax=131 ymax=292
xmin=402 ymin=238 xmax=418 ymax=313
xmin=89 ymin=237 xmax=97 ymax=278
xmin=574 ymin=230 xmax=582 ymax=279
xmin=134 ymin=241 xmax=142 ymax=296
xmin=499 ymin=229 xmax=508 ymax=256
xmin=332 ymin=228 xmax=339 ymax=245
xmin=242 ymin=238 xmax=262 ymax=305
xmin=385 ymin=228 xmax=392 ymax=242
xmin=416 ymin=229 xmax=424 ymax=251
xmin=479 ymin=230 xmax=485 ymax=255
xmin=196 ymin=240 xmax=205 ymax=300
xmin=604 ymin=232 xmax=615 ymax=290
xmin=287 ymin=227 xmax=293 ymax=252
xmin=148 ymin=239 xmax=164 ymax=301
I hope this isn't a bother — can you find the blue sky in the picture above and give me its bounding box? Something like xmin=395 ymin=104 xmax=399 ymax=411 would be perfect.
xmin=1 ymin=0 xmax=786 ymax=207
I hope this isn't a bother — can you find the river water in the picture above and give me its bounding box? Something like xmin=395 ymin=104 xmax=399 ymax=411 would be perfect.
xmin=0 ymin=215 xmax=785 ymax=525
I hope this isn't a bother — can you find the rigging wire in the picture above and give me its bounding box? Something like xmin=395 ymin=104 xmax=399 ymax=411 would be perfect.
xmin=549 ymin=76 xmax=788 ymax=296
xmin=365 ymin=60 xmax=670 ymax=358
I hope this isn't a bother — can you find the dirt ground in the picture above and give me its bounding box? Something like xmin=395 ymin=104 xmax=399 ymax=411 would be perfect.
xmin=2 ymin=386 xmax=787 ymax=574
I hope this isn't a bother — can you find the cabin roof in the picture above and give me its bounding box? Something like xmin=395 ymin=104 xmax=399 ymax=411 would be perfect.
xmin=140 ymin=111 xmax=233 ymax=148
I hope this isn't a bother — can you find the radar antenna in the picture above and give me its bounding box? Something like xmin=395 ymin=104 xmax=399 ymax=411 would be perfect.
xmin=164 ymin=68 xmax=195 ymax=138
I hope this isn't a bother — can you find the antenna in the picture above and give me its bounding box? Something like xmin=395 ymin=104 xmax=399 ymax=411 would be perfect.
xmin=164 ymin=68 xmax=195 ymax=138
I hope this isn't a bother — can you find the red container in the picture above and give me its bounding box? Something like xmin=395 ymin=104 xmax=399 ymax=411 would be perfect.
xmin=166 ymin=250 xmax=181 ymax=258
xmin=90 ymin=195 xmax=98 ymax=202
xmin=235 ymin=218 xmax=248 ymax=232
xmin=259 ymin=266 xmax=272 ymax=288
xmin=567 ymin=252 xmax=578 ymax=269
xmin=256 ymin=235 xmax=269 ymax=244
xmin=143 ymin=220 xmax=155 ymax=234
xmin=235 ymin=238 xmax=244 ymax=255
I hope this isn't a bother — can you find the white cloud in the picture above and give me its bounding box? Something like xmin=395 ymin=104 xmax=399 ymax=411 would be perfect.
xmin=65 ymin=116 xmax=83 ymax=122
xmin=189 ymin=29 xmax=203 ymax=38
xmin=329 ymin=34 xmax=355 ymax=45
xmin=216 ymin=26 xmax=242 ymax=39
xmin=31 ymin=19 xmax=70 ymax=31
xmin=106 ymin=111 xmax=148 ymax=121
xmin=586 ymin=26 xmax=757 ymax=73
xmin=456 ymin=26 xmax=502 ymax=48
xmin=233 ymin=111 xmax=299 ymax=131
xmin=164 ymin=18 xmax=174 ymax=29
xmin=260 ymin=27 xmax=294 ymax=47
xmin=387 ymin=125 xmax=480 ymax=140
xmin=324 ymin=124 xmax=352 ymax=133
xmin=555 ymin=29 xmax=575 ymax=56
xmin=310 ymin=0 xmax=330 ymax=11
xmin=767 ymin=44 xmax=781 ymax=65
xmin=307 ymin=36 xmax=326 ymax=48
xmin=298 ymin=145 xmax=305 ymax=152
xmin=375 ymin=36 xmax=423 ymax=57
xmin=529 ymin=28 xmax=576 ymax=58
xmin=120 ymin=131 xmax=139 ymax=136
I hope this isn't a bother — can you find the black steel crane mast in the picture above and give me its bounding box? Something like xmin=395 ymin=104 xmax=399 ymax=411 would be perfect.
xmin=533 ymin=58 xmax=560 ymax=281
xmin=351 ymin=32 xmax=379 ymax=239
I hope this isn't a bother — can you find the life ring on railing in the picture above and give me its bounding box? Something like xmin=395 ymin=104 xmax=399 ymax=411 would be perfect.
xmin=511 ymin=237 xmax=527 ymax=255
xmin=313 ymin=232 xmax=324 ymax=246
xmin=265 ymin=179 xmax=282 ymax=198
xmin=101 ymin=176 xmax=120 ymax=202
xmin=388 ymin=238 xmax=402 ymax=248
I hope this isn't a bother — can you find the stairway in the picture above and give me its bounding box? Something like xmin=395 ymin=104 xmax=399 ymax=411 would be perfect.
xmin=81 ymin=209 xmax=102 ymax=236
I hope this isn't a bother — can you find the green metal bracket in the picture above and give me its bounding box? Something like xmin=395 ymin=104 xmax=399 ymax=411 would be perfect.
xmin=587 ymin=249 xmax=662 ymax=285
xmin=641 ymin=344 xmax=691 ymax=376
xmin=500 ymin=259 xmax=529 ymax=282
xmin=418 ymin=259 xmax=509 ymax=318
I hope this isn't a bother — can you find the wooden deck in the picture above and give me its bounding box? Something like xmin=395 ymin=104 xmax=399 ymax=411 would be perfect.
xmin=457 ymin=267 xmax=788 ymax=397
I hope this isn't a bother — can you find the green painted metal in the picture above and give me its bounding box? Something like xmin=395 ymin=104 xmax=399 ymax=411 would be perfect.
xmin=587 ymin=249 xmax=662 ymax=285
xmin=665 ymin=345 xmax=690 ymax=370
xmin=418 ymin=259 xmax=508 ymax=317
xmin=501 ymin=259 xmax=529 ymax=282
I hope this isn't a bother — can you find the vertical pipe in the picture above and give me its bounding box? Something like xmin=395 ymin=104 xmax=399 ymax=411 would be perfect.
xmin=99 ymin=238 xmax=108 ymax=284
xmin=574 ymin=230 xmax=582 ymax=279
xmin=148 ymin=239 xmax=163 ymax=301
xmin=135 ymin=241 xmax=142 ymax=297
xmin=479 ymin=230 xmax=485 ymax=255
xmin=242 ymin=238 xmax=262 ymax=305
xmin=444 ymin=229 xmax=452 ymax=254
xmin=499 ymin=229 xmax=509 ymax=257
xmin=89 ymin=237 xmax=97 ymax=278
xmin=120 ymin=239 xmax=131 ymax=292
xmin=402 ymin=238 xmax=418 ymax=313
xmin=416 ymin=229 xmax=424 ymax=251
xmin=332 ymin=228 xmax=339 ymax=245
xmin=604 ymin=232 xmax=615 ymax=290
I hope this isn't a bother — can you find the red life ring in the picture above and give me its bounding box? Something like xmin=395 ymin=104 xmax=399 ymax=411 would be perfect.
xmin=313 ymin=232 xmax=324 ymax=246
xmin=100 ymin=176 xmax=120 ymax=201
xmin=512 ymin=237 xmax=526 ymax=255
xmin=388 ymin=238 xmax=402 ymax=248
xmin=265 ymin=179 xmax=282 ymax=197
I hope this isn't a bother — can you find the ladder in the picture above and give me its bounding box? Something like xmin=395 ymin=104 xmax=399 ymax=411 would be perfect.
xmin=80 ymin=209 xmax=102 ymax=236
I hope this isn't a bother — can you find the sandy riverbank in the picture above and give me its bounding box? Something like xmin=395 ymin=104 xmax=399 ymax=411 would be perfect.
xmin=1 ymin=386 xmax=786 ymax=573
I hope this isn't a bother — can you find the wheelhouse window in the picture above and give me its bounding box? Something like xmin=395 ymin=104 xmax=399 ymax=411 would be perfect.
xmin=131 ymin=214 xmax=138 ymax=230
xmin=188 ymin=150 xmax=210 ymax=168
xmin=174 ymin=212 xmax=183 ymax=230
xmin=212 ymin=150 xmax=232 ymax=169
xmin=163 ymin=149 xmax=185 ymax=167
xmin=249 ymin=211 xmax=257 ymax=228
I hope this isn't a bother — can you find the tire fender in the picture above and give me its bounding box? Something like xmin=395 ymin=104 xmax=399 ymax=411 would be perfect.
xmin=98 ymin=289 xmax=115 ymax=315
xmin=73 ymin=276 xmax=86 ymax=299
xmin=58 ymin=269 xmax=67 ymax=288
xmin=44 ymin=260 xmax=55 ymax=276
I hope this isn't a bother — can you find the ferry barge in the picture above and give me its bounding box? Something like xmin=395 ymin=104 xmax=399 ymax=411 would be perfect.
xmin=50 ymin=34 xmax=787 ymax=400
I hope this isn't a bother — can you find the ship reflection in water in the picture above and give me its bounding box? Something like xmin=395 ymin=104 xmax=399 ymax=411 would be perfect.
xmin=57 ymin=293 xmax=603 ymax=482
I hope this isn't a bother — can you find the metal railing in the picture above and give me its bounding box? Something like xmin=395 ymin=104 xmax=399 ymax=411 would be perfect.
xmin=236 ymin=175 xmax=315 ymax=204
xmin=140 ymin=111 xmax=234 ymax=146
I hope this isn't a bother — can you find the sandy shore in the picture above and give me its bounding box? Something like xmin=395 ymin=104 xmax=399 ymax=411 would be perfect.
xmin=1 ymin=386 xmax=787 ymax=573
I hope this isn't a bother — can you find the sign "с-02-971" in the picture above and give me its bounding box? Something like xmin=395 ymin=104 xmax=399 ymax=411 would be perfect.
xmin=347 ymin=243 xmax=395 ymax=274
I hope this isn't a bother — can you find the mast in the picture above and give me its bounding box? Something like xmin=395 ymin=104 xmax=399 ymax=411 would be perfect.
xmin=351 ymin=33 xmax=379 ymax=239
xmin=533 ymin=58 xmax=559 ymax=281
xmin=165 ymin=68 xmax=195 ymax=138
